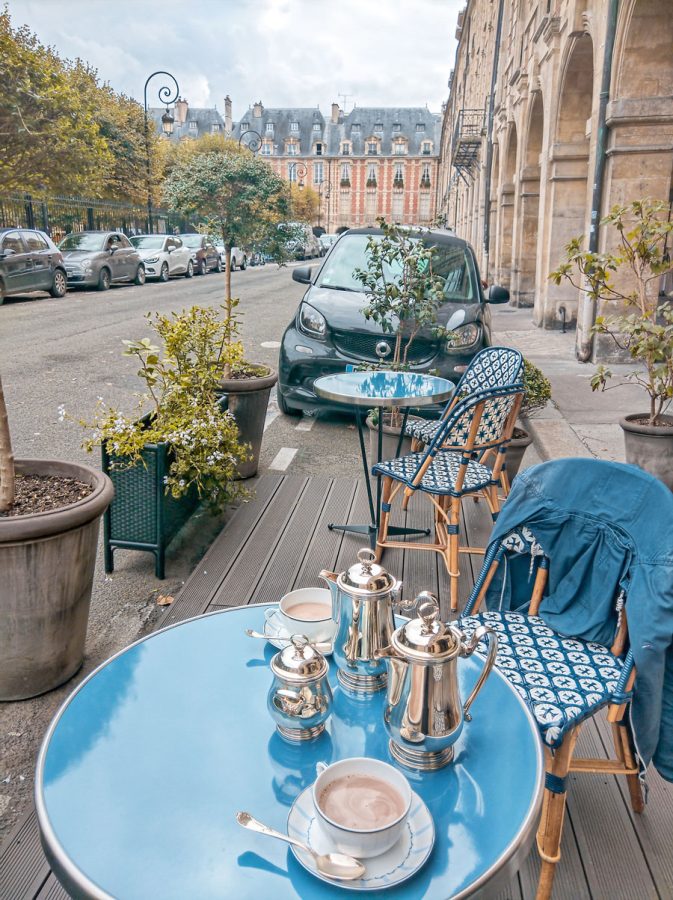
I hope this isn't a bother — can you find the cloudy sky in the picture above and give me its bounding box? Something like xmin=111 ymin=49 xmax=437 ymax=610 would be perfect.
xmin=8 ymin=0 xmax=462 ymax=117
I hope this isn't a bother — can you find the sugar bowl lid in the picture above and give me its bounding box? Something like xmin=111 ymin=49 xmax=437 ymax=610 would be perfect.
xmin=270 ymin=635 xmax=328 ymax=682
xmin=392 ymin=592 xmax=459 ymax=659
xmin=337 ymin=547 xmax=398 ymax=595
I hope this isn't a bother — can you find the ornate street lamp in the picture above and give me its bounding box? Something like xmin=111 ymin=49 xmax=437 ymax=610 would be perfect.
xmin=238 ymin=129 xmax=263 ymax=154
xmin=288 ymin=161 xmax=308 ymax=190
xmin=143 ymin=70 xmax=180 ymax=234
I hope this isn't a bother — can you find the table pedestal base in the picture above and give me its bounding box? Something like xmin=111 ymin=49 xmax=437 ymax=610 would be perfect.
xmin=276 ymin=722 xmax=326 ymax=742
xmin=388 ymin=739 xmax=455 ymax=771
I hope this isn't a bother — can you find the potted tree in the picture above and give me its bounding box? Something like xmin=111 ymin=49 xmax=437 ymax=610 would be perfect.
xmin=506 ymin=359 xmax=552 ymax=479
xmin=551 ymin=199 xmax=673 ymax=489
xmin=82 ymin=306 xmax=248 ymax=578
xmin=0 ymin=375 xmax=113 ymax=700
xmin=354 ymin=219 xmax=447 ymax=462
xmin=163 ymin=144 xmax=291 ymax=477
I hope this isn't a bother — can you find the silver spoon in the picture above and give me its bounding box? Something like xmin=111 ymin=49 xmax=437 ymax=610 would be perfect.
xmin=245 ymin=629 xmax=332 ymax=652
xmin=236 ymin=811 xmax=365 ymax=881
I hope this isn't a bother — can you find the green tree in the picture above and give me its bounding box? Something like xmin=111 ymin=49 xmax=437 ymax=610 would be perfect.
xmin=163 ymin=147 xmax=290 ymax=375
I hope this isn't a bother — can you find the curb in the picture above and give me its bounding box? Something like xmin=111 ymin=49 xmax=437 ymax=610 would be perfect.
xmin=526 ymin=418 xmax=595 ymax=462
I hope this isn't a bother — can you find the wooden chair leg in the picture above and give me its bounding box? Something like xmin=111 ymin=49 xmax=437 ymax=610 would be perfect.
xmin=612 ymin=722 xmax=645 ymax=814
xmin=536 ymin=728 xmax=579 ymax=900
xmin=448 ymin=497 xmax=460 ymax=613
xmin=402 ymin=486 xmax=413 ymax=511
xmin=375 ymin=477 xmax=393 ymax=563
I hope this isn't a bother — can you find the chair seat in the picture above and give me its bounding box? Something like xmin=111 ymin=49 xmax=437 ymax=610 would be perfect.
xmin=405 ymin=417 xmax=442 ymax=444
xmin=459 ymin=610 xmax=624 ymax=748
xmin=373 ymin=450 xmax=493 ymax=495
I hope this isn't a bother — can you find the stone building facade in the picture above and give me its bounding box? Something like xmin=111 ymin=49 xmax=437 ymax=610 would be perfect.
xmin=438 ymin=0 xmax=673 ymax=360
xmin=232 ymin=102 xmax=441 ymax=232
xmin=149 ymin=96 xmax=232 ymax=142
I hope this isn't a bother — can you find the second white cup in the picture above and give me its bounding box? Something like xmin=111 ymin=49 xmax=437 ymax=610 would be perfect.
xmin=266 ymin=587 xmax=334 ymax=643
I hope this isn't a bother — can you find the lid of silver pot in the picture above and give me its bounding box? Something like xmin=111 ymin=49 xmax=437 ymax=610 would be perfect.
xmin=393 ymin=592 xmax=459 ymax=658
xmin=270 ymin=634 xmax=328 ymax=681
xmin=337 ymin=547 xmax=398 ymax=595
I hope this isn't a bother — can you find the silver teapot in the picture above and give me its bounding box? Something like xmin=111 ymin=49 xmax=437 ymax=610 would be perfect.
xmin=320 ymin=548 xmax=403 ymax=694
xmin=376 ymin=592 xmax=498 ymax=770
xmin=267 ymin=635 xmax=333 ymax=742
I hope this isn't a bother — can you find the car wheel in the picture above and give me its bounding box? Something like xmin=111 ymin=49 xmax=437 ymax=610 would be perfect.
xmin=159 ymin=263 xmax=169 ymax=282
xmin=215 ymin=257 xmax=222 ymax=273
xmin=97 ymin=268 xmax=111 ymax=291
xmin=241 ymin=256 xmax=247 ymax=270
xmin=50 ymin=269 xmax=67 ymax=298
xmin=185 ymin=260 xmax=194 ymax=278
xmin=277 ymin=388 xmax=302 ymax=417
xmin=0 ymin=281 xmax=5 ymax=305
xmin=198 ymin=258 xmax=207 ymax=276
xmin=134 ymin=265 xmax=146 ymax=286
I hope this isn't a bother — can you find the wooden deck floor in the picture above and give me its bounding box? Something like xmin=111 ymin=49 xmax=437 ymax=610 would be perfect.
xmin=1 ymin=474 xmax=672 ymax=899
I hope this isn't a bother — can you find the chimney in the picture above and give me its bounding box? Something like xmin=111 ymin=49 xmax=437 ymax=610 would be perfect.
xmin=175 ymin=98 xmax=188 ymax=125
xmin=253 ymin=100 xmax=263 ymax=118
xmin=224 ymin=95 xmax=233 ymax=133
xmin=331 ymin=103 xmax=341 ymax=124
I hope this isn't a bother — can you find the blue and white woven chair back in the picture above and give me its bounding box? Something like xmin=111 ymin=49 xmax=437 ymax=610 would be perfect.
xmin=430 ymin=384 xmax=522 ymax=455
xmin=458 ymin=346 xmax=523 ymax=395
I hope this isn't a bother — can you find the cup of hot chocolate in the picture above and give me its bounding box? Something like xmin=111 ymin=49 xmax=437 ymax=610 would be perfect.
xmin=312 ymin=757 xmax=412 ymax=858
xmin=266 ymin=588 xmax=334 ymax=643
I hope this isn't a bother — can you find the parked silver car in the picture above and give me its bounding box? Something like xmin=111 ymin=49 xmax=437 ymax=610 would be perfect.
xmin=130 ymin=235 xmax=194 ymax=280
xmin=59 ymin=231 xmax=146 ymax=291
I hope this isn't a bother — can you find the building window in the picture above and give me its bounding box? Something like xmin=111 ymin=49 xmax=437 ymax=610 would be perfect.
xmin=341 ymin=142 xmax=350 ymax=155
xmin=393 ymin=141 xmax=406 ymax=155
xmin=340 ymin=163 xmax=351 ymax=187
xmin=422 ymin=141 xmax=432 ymax=155
xmin=286 ymin=141 xmax=298 ymax=155
xmin=420 ymin=163 xmax=431 ymax=188
xmin=241 ymin=121 xmax=249 ymax=131
xmin=416 ymin=123 xmax=425 ymax=132
xmin=366 ymin=164 xmax=377 ymax=188
xmin=261 ymin=142 xmax=272 ymax=156
xmin=211 ymin=124 xmax=221 ymax=133
xmin=265 ymin=122 xmax=274 ymax=134
xmin=351 ymin=123 xmax=361 ymax=133
xmin=188 ymin=120 xmax=198 ymax=132
xmin=367 ymin=142 xmax=378 ymax=155
xmin=374 ymin=122 xmax=383 ymax=132
xmin=290 ymin=121 xmax=299 ymax=132
xmin=312 ymin=122 xmax=321 ymax=132
xmin=392 ymin=122 xmax=401 ymax=132
xmin=288 ymin=164 xmax=297 ymax=182
xmin=314 ymin=142 xmax=323 ymax=156
xmin=392 ymin=192 xmax=404 ymax=219
xmin=313 ymin=162 xmax=324 ymax=184
xmin=393 ymin=163 xmax=404 ymax=188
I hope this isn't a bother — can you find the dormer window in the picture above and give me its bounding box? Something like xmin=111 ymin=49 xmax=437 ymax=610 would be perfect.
xmin=261 ymin=141 xmax=272 ymax=156
xmin=211 ymin=124 xmax=221 ymax=133
xmin=188 ymin=120 xmax=198 ymax=132
xmin=341 ymin=142 xmax=351 ymax=155
xmin=393 ymin=140 xmax=407 ymax=155
xmin=286 ymin=140 xmax=299 ymax=155
xmin=241 ymin=121 xmax=249 ymax=130
xmin=416 ymin=123 xmax=425 ymax=132
xmin=374 ymin=122 xmax=383 ymax=132
xmin=351 ymin=123 xmax=361 ymax=133
xmin=367 ymin=141 xmax=378 ymax=155
xmin=312 ymin=122 xmax=321 ymax=132
xmin=314 ymin=142 xmax=323 ymax=156
xmin=422 ymin=141 xmax=432 ymax=155
xmin=392 ymin=122 xmax=401 ymax=132
xmin=265 ymin=122 xmax=274 ymax=134
xmin=290 ymin=121 xmax=299 ymax=132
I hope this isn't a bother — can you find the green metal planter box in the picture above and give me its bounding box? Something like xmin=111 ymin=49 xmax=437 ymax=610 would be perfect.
xmin=102 ymin=397 xmax=227 ymax=579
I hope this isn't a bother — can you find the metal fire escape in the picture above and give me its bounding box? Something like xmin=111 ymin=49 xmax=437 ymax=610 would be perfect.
xmin=451 ymin=109 xmax=485 ymax=183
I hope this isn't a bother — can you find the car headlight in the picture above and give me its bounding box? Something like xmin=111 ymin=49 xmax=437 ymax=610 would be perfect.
xmin=447 ymin=323 xmax=480 ymax=349
xmin=144 ymin=256 xmax=160 ymax=264
xmin=82 ymin=261 xmax=93 ymax=272
xmin=298 ymin=302 xmax=326 ymax=338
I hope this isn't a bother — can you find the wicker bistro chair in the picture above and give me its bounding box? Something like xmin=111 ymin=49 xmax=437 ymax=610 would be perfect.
xmin=373 ymin=384 xmax=523 ymax=612
xmin=458 ymin=459 xmax=673 ymax=900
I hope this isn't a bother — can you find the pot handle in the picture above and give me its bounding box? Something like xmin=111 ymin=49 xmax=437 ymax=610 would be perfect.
xmin=461 ymin=625 xmax=499 ymax=721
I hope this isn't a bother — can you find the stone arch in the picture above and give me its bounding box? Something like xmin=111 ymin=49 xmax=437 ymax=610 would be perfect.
xmin=514 ymin=92 xmax=544 ymax=307
xmin=497 ymin=124 xmax=517 ymax=288
xmin=539 ymin=33 xmax=595 ymax=326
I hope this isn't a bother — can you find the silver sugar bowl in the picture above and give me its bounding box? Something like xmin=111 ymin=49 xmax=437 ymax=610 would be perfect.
xmin=267 ymin=635 xmax=333 ymax=742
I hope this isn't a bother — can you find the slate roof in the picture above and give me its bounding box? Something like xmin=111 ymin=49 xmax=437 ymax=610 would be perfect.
xmin=148 ymin=106 xmax=226 ymax=142
xmin=232 ymin=105 xmax=441 ymax=157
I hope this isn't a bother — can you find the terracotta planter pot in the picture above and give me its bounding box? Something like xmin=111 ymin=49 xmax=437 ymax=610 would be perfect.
xmin=219 ymin=368 xmax=278 ymax=479
xmin=0 ymin=459 xmax=113 ymax=700
xmin=506 ymin=427 xmax=534 ymax=482
xmin=620 ymin=413 xmax=673 ymax=492
xmin=366 ymin=415 xmax=412 ymax=465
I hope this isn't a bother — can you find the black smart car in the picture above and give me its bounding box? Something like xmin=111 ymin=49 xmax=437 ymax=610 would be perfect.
xmin=0 ymin=228 xmax=67 ymax=304
xmin=277 ymin=227 xmax=509 ymax=415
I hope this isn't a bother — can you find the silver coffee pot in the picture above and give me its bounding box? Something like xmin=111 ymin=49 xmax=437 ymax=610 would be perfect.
xmin=267 ymin=635 xmax=333 ymax=742
xmin=376 ymin=592 xmax=498 ymax=770
xmin=320 ymin=548 xmax=403 ymax=694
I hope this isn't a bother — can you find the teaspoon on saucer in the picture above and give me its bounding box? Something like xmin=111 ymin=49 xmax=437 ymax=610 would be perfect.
xmin=245 ymin=629 xmax=332 ymax=652
xmin=236 ymin=811 xmax=365 ymax=881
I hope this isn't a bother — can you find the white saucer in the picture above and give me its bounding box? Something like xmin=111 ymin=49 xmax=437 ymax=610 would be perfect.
xmin=287 ymin=785 xmax=434 ymax=891
xmin=263 ymin=607 xmax=337 ymax=656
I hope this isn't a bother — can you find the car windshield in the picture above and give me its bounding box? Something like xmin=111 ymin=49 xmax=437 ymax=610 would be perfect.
xmin=315 ymin=233 xmax=476 ymax=303
xmin=130 ymin=236 xmax=165 ymax=249
xmin=181 ymin=235 xmax=203 ymax=248
xmin=59 ymin=233 xmax=106 ymax=251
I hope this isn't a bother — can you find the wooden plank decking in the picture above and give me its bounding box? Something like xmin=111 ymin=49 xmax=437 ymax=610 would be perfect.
xmin=1 ymin=474 xmax=672 ymax=899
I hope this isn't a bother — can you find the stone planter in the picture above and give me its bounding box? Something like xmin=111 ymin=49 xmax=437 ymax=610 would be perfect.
xmin=366 ymin=414 xmax=413 ymax=465
xmin=506 ymin=426 xmax=534 ymax=482
xmin=219 ymin=368 xmax=278 ymax=479
xmin=620 ymin=413 xmax=673 ymax=492
xmin=0 ymin=459 xmax=113 ymax=700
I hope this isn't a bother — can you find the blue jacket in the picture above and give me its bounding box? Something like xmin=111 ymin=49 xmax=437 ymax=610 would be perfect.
xmin=480 ymin=458 xmax=673 ymax=782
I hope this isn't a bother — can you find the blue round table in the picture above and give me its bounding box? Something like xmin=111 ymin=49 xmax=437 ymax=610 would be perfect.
xmin=36 ymin=605 xmax=543 ymax=899
xmin=314 ymin=372 xmax=455 ymax=548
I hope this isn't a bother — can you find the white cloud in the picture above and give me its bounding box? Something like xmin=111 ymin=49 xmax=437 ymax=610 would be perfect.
xmin=7 ymin=0 xmax=462 ymax=115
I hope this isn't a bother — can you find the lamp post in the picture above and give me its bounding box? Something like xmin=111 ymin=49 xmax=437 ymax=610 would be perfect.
xmin=288 ymin=161 xmax=307 ymax=189
xmin=317 ymin=179 xmax=332 ymax=231
xmin=143 ymin=71 xmax=179 ymax=234
xmin=238 ymin=129 xmax=263 ymax=154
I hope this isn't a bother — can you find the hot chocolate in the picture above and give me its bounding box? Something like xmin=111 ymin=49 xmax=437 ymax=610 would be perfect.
xmin=317 ymin=774 xmax=406 ymax=831
xmin=285 ymin=601 xmax=330 ymax=621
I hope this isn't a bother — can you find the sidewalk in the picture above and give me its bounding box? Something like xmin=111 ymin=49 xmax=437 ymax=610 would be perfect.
xmin=492 ymin=306 xmax=644 ymax=464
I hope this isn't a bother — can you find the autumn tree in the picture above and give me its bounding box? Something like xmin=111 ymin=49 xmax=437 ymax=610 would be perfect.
xmin=289 ymin=183 xmax=319 ymax=223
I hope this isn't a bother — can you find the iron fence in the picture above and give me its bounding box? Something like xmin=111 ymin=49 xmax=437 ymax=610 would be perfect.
xmin=0 ymin=193 xmax=189 ymax=243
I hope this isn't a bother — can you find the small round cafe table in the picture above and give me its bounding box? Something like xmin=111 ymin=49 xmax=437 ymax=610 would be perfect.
xmin=314 ymin=371 xmax=455 ymax=548
xmin=36 ymin=605 xmax=544 ymax=899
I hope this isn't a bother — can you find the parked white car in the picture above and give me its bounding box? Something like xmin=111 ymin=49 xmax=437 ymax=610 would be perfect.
xmin=215 ymin=243 xmax=248 ymax=271
xmin=130 ymin=235 xmax=194 ymax=280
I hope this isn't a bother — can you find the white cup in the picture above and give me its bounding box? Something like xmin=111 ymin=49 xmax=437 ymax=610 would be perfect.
xmin=265 ymin=588 xmax=334 ymax=643
xmin=312 ymin=757 xmax=412 ymax=859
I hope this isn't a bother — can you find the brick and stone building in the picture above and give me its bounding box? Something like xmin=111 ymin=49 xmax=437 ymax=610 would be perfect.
xmin=232 ymin=102 xmax=441 ymax=232
xmin=438 ymin=0 xmax=673 ymax=361
xmin=149 ymin=96 xmax=232 ymax=142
